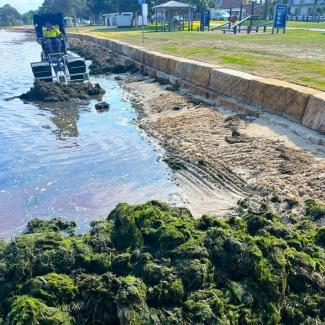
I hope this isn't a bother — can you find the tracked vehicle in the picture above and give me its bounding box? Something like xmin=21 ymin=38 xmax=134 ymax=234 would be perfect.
xmin=31 ymin=13 xmax=88 ymax=84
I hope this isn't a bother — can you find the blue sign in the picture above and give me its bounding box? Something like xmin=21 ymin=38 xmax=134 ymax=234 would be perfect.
xmin=273 ymin=4 xmax=287 ymax=29
xmin=138 ymin=0 xmax=145 ymax=4
xmin=203 ymin=10 xmax=210 ymax=26
xmin=200 ymin=10 xmax=210 ymax=28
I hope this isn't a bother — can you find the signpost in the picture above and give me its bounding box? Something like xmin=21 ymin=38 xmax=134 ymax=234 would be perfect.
xmin=138 ymin=0 xmax=145 ymax=43
xmin=200 ymin=10 xmax=210 ymax=31
xmin=272 ymin=4 xmax=288 ymax=34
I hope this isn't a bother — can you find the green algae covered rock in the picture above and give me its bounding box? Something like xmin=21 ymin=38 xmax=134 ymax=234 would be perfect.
xmin=7 ymin=295 xmax=71 ymax=325
xmin=22 ymin=273 xmax=77 ymax=306
xmin=305 ymin=199 xmax=325 ymax=220
xmin=0 ymin=200 xmax=324 ymax=324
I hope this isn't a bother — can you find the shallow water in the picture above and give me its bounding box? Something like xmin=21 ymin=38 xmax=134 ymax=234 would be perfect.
xmin=0 ymin=31 xmax=179 ymax=238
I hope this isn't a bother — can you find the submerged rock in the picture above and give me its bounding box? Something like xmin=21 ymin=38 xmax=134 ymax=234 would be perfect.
xmin=95 ymin=101 xmax=110 ymax=112
xmin=19 ymin=81 xmax=105 ymax=102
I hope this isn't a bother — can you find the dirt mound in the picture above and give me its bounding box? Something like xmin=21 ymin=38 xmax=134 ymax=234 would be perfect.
xmin=70 ymin=38 xmax=138 ymax=75
xmin=19 ymin=81 xmax=105 ymax=102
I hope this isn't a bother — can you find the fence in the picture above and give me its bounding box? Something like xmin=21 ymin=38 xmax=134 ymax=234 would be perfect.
xmin=287 ymin=14 xmax=325 ymax=22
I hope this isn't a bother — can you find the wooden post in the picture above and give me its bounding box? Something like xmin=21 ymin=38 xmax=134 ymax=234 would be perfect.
xmin=188 ymin=11 xmax=190 ymax=31
xmin=250 ymin=2 xmax=254 ymax=28
xmin=168 ymin=9 xmax=171 ymax=32
xmin=239 ymin=3 xmax=243 ymax=32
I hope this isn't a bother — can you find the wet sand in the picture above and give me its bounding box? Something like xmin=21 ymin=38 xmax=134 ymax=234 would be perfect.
xmin=121 ymin=75 xmax=325 ymax=218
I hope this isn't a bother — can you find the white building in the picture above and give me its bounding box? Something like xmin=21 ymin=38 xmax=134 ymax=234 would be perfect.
xmin=103 ymin=6 xmax=148 ymax=28
xmin=289 ymin=0 xmax=325 ymax=16
xmin=103 ymin=13 xmax=119 ymax=26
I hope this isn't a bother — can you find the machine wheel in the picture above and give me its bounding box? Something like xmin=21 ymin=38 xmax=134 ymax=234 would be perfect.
xmin=67 ymin=58 xmax=87 ymax=81
xmin=31 ymin=62 xmax=53 ymax=82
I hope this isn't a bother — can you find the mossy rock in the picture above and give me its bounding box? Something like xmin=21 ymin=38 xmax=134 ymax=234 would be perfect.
xmin=178 ymin=258 xmax=212 ymax=291
xmin=76 ymin=272 xmax=120 ymax=324
xmin=184 ymin=289 xmax=225 ymax=324
xmin=147 ymin=278 xmax=184 ymax=306
xmin=246 ymin=214 xmax=268 ymax=236
xmin=205 ymin=228 xmax=263 ymax=281
xmin=109 ymin=201 xmax=195 ymax=253
xmin=305 ymin=199 xmax=325 ymax=220
xmin=87 ymin=219 xmax=114 ymax=253
xmin=116 ymin=276 xmax=151 ymax=325
xmin=22 ymin=273 xmax=77 ymax=306
xmin=79 ymin=251 xmax=111 ymax=274
xmin=7 ymin=295 xmax=71 ymax=325
xmin=26 ymin=218 xmax=76 ymax=235
xmin=109 ymin=204 xmax=144 ymax=250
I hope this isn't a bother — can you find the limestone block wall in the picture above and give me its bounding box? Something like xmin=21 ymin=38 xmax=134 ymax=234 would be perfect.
xmin=70 ymin=33 xmax=325 ymax=134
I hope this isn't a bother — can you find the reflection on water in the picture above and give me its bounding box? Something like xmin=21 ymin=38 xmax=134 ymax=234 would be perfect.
xmin=0 ymin=31 xmax=179 ymax=238
xmin=40 ymin=103 xmax=82 ymax=139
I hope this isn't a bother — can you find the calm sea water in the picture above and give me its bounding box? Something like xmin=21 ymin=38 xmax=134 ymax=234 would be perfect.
xmin=0 ymin=31 xmax=179 ymax=238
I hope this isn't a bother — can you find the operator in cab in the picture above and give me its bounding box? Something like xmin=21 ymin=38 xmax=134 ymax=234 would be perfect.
xmin=43 ymin=22 xmax=62 ymax=54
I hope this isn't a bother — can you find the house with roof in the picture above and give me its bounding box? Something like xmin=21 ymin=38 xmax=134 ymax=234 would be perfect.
xmin=289 ymin=0 xmax=325 ymax=17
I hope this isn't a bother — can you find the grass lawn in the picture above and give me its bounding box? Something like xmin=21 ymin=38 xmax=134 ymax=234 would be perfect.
xmin=70 ymin=23 xmax=325 ymax=91
xmin=287 ymin=21 xmax=325 ymax=29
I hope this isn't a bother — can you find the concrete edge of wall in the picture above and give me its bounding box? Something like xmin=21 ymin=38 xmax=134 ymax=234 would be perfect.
xmin=69 ymin=33 xmax=325 ymax=134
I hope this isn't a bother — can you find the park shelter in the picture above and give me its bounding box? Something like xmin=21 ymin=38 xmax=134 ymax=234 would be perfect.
xmin=153 ymin=1 xmax=196 ymax=32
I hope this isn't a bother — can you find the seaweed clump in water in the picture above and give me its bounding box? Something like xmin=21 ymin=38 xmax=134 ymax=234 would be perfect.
xmin=19 ymin=81 xmax=105 ymax=102
xmin=0 ymin=200 xmax=324 ymax=324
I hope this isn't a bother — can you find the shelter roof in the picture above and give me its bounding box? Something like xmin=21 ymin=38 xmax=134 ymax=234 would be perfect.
xmin=153 ymin=1 xmax=196 ymax=10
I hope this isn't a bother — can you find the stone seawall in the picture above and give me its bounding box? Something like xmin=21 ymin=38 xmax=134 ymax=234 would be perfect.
xmin=69 ymin=33 xmax=325 ymax=134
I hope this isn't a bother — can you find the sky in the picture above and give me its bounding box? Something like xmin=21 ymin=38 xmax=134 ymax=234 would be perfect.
xmin=0 ymin=0 xmax=43 ymax=13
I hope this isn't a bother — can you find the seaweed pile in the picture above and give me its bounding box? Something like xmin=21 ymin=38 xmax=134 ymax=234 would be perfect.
xmin=19 ymin=81 xmax=105 ymax=102
xmin=0 ymin=200 xmax=324 ymax=324
xmin=70 ymin=38 xmax=137 ymax=75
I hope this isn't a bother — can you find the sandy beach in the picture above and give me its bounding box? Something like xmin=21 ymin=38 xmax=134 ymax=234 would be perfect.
xmin=121 ymin=75 xmax=325 ymax=219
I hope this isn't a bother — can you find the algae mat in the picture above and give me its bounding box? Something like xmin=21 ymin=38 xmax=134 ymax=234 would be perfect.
xmin=0 ymin=200 xmax=324 ymax=324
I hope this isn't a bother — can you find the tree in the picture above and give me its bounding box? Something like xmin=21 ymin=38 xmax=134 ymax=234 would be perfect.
xmin=38 ymin=0 xmax=210 ymax=22
xmin=22 ymin=10 xmax=38 ymax=24
xmin=208 ymin=0 xmax=215 ymax=8
xmin=86 ymin=0 xmax=111 ymax=21
xmin=188 ymin=0 xmax=209 ymax=11
xmin=0 ymin=4 xmax=22 ymax=26
xmin=39 ymin=0 xmax=88 ymax=17
xmin=315 ymin=4 xmax=325 ymax=16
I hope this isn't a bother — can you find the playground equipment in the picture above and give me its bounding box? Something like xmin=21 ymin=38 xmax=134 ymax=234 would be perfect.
xmin=211 ymin=2 xmax=274 ymax=34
